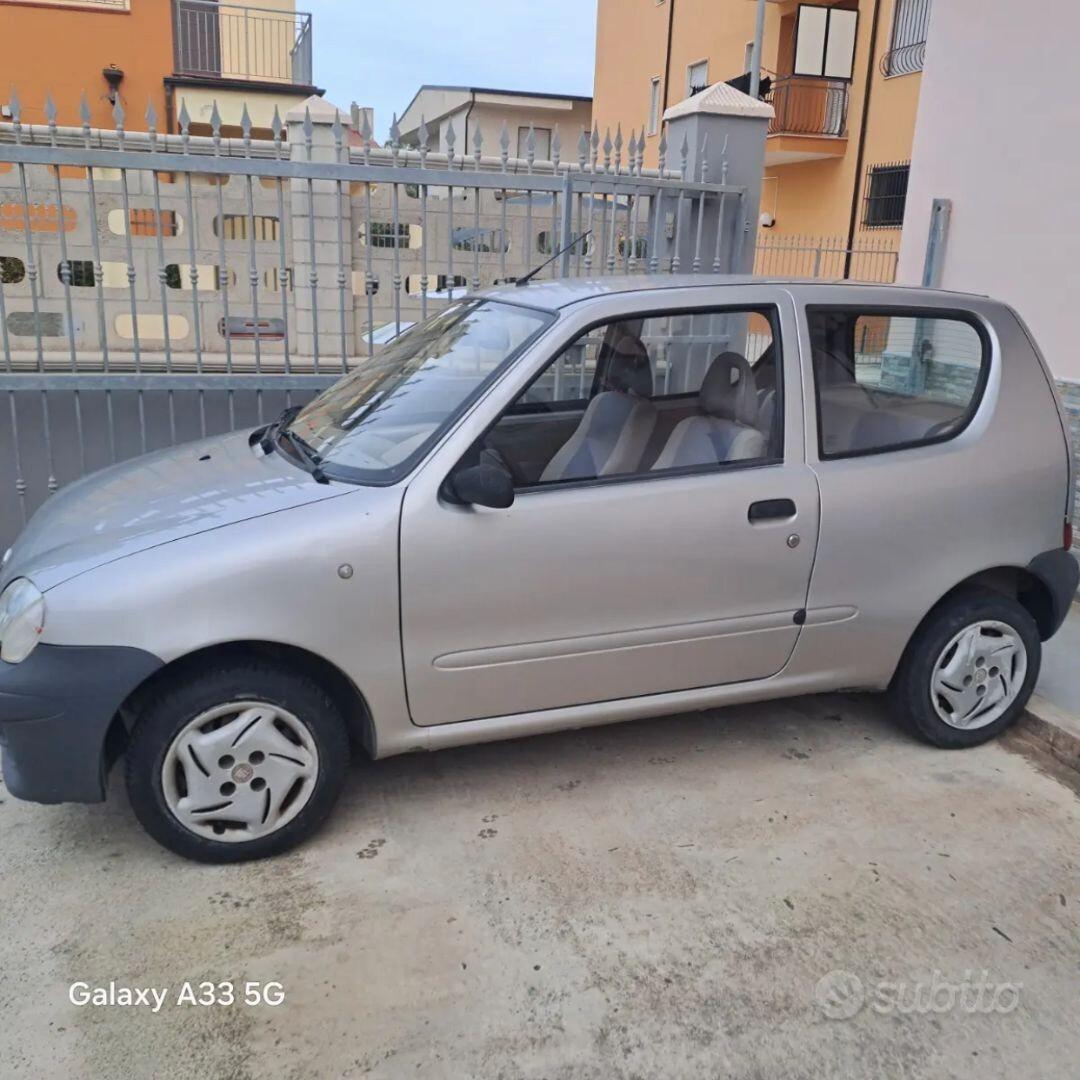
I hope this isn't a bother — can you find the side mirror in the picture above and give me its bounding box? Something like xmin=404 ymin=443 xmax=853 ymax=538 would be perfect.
xmin=450 ymin=464 xmax=515 ymax=509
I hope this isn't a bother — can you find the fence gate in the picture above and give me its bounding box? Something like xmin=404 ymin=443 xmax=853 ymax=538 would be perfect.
xmin=0 ymin=91 xmax=749 ymax=546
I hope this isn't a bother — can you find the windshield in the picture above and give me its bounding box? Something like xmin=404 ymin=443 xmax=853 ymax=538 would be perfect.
xmin=284 ymin=300 xmax=552 ymax=483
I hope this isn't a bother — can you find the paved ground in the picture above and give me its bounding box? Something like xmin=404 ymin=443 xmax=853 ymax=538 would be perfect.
xmin=1 ymin=693 xmax=1078 ymax=1079
xmin=1036 ymin=599 xmax=1080 ymax=714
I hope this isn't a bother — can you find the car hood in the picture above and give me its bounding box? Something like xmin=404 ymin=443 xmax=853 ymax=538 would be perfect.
xmin=1 ymin=430 xmax=349 ymax=592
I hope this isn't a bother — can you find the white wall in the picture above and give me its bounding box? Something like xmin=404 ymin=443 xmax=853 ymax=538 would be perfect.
xmin=897 ymin=0 xmax=1080 ymax=381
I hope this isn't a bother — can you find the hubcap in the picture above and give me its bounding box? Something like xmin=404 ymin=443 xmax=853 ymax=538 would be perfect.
xmin=930 ymin=620 xmax=1027 ymax=730
xmin=161 ymin=701 xmax=319 ymax=842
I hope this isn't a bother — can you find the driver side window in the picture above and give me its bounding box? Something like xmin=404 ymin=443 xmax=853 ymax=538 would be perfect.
xmin=481 ymin=307 xmax=782 ymax=488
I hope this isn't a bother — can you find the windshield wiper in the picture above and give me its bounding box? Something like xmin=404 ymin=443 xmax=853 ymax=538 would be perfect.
xmin=258 ymin=403 xmax=301 ymax=454
xmin=278 ymin=426 xmax=331 ymax=485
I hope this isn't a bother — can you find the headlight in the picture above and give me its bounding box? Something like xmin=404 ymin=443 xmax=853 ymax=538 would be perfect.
xmin=0 ymin=578 xmax=45 ymax=664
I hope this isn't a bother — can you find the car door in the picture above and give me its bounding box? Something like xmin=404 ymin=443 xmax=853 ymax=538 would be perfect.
xmin=399 ymin=288 xmax=821 ymax=727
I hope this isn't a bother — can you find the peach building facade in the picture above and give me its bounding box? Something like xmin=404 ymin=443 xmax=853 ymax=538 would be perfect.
xmin=593 ymin=0 xmax=930 ymax=271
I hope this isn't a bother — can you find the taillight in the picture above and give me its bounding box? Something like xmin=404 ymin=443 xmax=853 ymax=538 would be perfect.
xmin=1065 ymin=521 xmax=1074 ymax=551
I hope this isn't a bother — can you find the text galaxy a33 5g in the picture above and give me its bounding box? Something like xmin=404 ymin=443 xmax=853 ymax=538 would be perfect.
xmin=0 ymin=278 xmax=1075 ymax=861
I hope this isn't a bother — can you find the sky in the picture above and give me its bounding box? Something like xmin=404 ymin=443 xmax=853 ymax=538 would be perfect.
xmin=305 ymin=0 xmax=599 ymax=142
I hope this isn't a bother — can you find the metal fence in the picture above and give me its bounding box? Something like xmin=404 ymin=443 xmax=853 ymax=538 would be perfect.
xmin=754 ymin=233 xmax=899 ymax=283
xmin=0 ymin=91 xmax=744 ymax=540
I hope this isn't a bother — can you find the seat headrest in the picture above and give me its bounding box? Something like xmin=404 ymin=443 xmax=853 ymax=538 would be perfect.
xmin=601 ymin=326 xmax=653 ymax=398
xmin=700 ymin=351 xmax=758 ymax=425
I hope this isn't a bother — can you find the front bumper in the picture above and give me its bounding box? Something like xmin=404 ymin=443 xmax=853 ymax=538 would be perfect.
xmin=0 ymin=644 xmax=162 ymax=804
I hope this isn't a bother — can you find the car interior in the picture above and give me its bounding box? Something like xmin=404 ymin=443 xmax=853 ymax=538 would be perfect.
xmin=474 ymin=310 xmax=782 ymax=488
xmin=809 ymin=309 xmax=985 ymax=457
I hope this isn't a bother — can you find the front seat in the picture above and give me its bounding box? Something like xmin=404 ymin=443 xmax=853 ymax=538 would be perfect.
xmin=540 ymin=327 xmax=657 ymax=482
xmin=652 ymin=351 xmax=765 ymax=470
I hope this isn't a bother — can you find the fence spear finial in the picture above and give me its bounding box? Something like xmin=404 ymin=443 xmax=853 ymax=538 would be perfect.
xmin=525 ymin=123 xmax=536 ymax=170
xmin=360 ymin=108 xmax=373 ymax=162
xmin=79 ymin=91 xmax=91 ymax=141
xmin=499 ymin=120 xmax=510 ymax=168
xmin=577 ymin=126 xmax=588 ymax=169
xmin=270 ymin=104 xmax=282 ymax=148
xmin=552 ymin=125 xmax=561 ymax=170
xmin=331 ymin=106 xmax=343 ymax=156
xmin=472 ymin=121 xmax=483 ymax=167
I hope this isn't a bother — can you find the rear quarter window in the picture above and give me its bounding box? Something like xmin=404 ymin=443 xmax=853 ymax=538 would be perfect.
xmin=808 ymin=308 xmax=989 ymax=458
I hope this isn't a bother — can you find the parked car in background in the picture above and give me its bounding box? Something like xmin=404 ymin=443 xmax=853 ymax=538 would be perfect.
xmin=0 ymin=277 xmax=1075 ymax=862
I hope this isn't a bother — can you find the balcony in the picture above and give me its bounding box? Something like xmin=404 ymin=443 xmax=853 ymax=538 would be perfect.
xmin=173 ymin=1 xmax=314 ymax=88
xmin=763 ymin=76 xmax=849 ymax=165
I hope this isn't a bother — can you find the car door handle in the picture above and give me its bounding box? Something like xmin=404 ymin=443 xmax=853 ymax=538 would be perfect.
xmin=748 ymin=498 xmax=797 ymax=523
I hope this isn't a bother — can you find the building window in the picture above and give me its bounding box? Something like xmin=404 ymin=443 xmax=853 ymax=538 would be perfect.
xmin=882 ymin=0 xmax=931 ymax=77
xmin=164 ymin=264 xmax=234 ymax=291
xmin=862 ymin=162 xmax=910 ymax=228
xmin=793 ymin=4 xmax=858 ymax=80
xmin=451 ymin=227 xmax=509 ymax=253
xmin=106 ymin=208 xmax=181 ymax=237
xmin=358 ymin=222 xmax=416 ymax=249
xmin=213 ymin=214 xmax=279 ymax=241
xmin=686 ymin=60 xmax=709 ymax=97
xmin=516 ymin=127 xmax=552 ymax=161
xmin=648 ymin=77 xmax=661 ymax=135
xmin=1 ymin=255 xmax=26 ymax=284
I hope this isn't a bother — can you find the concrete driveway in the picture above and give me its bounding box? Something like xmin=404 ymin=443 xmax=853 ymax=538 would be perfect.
xmin=1 ymin=693 xmax=1077 ymax=1079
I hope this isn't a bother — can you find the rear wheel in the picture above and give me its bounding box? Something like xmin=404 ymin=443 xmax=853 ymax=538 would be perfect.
xmin=126 ymin=662 xmax=349 ymax=862
xmin=891 ymin=588 xmax=1040 ymax=748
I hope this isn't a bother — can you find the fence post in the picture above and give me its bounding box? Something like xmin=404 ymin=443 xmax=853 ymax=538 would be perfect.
xmin=558 ymin=166 xmax=574 ymax=277
xmin=286 ymin=95 xmax=353 ymax=362
xmin=656 ymin=82 xmax=772 ymax=274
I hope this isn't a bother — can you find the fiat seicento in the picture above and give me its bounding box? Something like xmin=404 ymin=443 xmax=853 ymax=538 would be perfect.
xmin=0 ymin=277 xmax=1075 ymax=861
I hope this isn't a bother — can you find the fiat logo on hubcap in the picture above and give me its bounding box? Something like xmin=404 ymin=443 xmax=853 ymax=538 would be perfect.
xmin=231 ymin=762 xmax=255 ymax=783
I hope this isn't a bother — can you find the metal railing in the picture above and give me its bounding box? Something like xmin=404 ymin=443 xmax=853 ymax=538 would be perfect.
xmin=0 ymin=91 xmax=743 ymax=538
xmin=173 ymin=1 xmax=314 ymax=86
xmin=754 ymin=233 xmax=899 ymax=283
xmin=881 ymin=0 xmax=931 ymax=77
xmin=765 ymin=77 xmax=848 ymax=138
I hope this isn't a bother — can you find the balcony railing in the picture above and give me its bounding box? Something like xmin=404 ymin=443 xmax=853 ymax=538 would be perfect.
xmin=765 ymin=76 xmax=848 ymax=138
xmin=173 ymin=1 xmax=313 ymax=86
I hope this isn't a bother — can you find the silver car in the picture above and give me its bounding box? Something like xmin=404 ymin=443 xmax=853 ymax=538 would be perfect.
xmin=0 ymin=278 xmax=1075 ymax=862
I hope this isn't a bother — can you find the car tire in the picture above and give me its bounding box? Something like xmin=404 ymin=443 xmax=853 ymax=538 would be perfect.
xmin=890 ymin=587 xmax=1041 ymax=749
xmin=125 ymin=660 xmax=349 ymax=863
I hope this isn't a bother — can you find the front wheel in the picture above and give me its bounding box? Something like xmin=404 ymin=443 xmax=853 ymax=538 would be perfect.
xmin=890 ymin=588 xmax=1040 ymax=749
xmin=125 ymin=661 xmax=349 ymax=862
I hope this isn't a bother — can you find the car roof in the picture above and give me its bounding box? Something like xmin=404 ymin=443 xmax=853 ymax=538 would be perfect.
xmin=476 ymin=275 xmax=990 ymax=312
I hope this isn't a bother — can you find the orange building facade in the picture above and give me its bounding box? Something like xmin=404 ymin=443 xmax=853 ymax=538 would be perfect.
xmin=593 ymin=0 xmax=930 ymax=275
xmin=0 ymin=0 xmax=320 ymax=136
